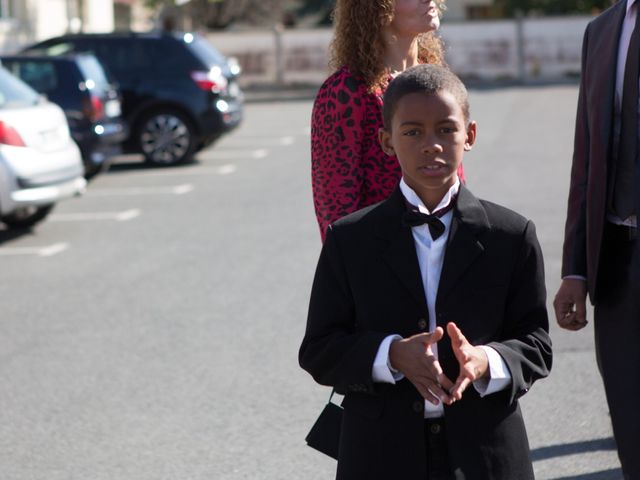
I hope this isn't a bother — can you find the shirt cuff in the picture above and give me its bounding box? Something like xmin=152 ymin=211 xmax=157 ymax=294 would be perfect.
xmin=473 ymin=346 xmax=511 ymax=396
xmin=563 ymin=275 xmax=587 ymax=281
xmin=372 ymin=334 xmax=405 ymax=384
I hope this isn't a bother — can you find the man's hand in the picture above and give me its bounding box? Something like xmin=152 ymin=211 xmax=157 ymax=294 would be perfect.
xmin=447 ymin=322 xmax=489 ymax=401
xmin=553 ymin=278 xmax=588 ymax=330
xmin=389 ymin=328 xmax=454 ymax=406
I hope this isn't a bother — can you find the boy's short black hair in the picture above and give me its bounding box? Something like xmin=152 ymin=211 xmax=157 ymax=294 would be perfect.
xmin=382 ymin=64 xmax=470 ymax=130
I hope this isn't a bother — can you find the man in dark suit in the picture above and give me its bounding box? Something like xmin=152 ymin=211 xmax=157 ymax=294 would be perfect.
xmin=300 ymin=65 xmax=552 ymax=479
xmin=554 ymin=1 xmax=640 ymax=477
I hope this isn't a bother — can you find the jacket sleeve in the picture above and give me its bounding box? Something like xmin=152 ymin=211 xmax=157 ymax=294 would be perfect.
xmin=299 ymin=226 xmax=388 ymax=394
xmin=487 ymin=220 xmax=553 ymax=405
xmin=311 ymin=71 xmax=367 ymax=243
xmin=561 ymin=24 xmax=591 ymax=278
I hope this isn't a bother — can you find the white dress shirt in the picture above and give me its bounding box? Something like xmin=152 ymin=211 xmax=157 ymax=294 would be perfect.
xmin=371 ymin=178 xmax=511 ymax=418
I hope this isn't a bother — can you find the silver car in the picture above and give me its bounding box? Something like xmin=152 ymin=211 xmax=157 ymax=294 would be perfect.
xmin=0 ymin=65 xmax=85 ymax=229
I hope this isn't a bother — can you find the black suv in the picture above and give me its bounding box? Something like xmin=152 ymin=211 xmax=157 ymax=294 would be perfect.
xmin=24 ymin=31 xmax=244 ymax=166
xmin=1 ymin=52 xmax=128 ymax=177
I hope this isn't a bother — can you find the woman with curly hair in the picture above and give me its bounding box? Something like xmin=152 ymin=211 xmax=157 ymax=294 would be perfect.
xmin=311 ymin=0 xmax=464 ymax=242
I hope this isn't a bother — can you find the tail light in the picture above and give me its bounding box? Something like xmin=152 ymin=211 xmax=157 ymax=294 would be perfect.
xmin=190 ymin=67 xmax=228 ymax=93
xmin=82 ymin=94 xmax=105 ymax=122
xmin=0 ymin=121 xmax=26 ymax=147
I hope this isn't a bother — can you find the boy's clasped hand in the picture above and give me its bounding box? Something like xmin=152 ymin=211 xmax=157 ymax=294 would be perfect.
xmin=389 ymin=322 xmax=490 ymax=406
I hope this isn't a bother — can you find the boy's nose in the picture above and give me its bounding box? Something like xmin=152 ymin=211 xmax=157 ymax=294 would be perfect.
xmin=422 ymin=139 xmax=443 ymax=154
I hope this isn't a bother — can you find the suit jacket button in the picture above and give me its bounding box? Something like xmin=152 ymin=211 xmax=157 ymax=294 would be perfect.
xmin=412 ymin=400 xmax=423 ymax=413
xmin=417 ymin=318 xmax=428 ymax=330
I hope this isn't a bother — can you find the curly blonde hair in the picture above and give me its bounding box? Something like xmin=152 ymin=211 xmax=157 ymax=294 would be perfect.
xmin=329 ymin=0 xmax=446 ymax=93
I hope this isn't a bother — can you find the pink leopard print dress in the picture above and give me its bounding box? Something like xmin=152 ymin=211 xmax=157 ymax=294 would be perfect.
xmin=311 ymin=66 xmax=465 ymax=242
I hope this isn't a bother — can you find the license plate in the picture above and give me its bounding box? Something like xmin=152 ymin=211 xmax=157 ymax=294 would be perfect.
xmin=105 ymin=100 xmax=121 ymax=118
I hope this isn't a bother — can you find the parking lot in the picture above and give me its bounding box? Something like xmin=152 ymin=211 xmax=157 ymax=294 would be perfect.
xmin=0 ymin=88 xmax=625 ymax=479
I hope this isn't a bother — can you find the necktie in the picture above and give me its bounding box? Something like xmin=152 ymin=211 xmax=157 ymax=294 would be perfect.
xmin=614 ymin=1 xmax=640 ymax=219
xmin=401 ymin=199 xmax=456 ymax=240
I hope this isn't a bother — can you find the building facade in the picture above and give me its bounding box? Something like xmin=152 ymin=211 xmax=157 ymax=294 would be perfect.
xmin=0 ymin=0 xmax=116 ymax=53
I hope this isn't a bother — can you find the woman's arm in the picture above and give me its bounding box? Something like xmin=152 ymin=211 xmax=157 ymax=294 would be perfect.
xmin=311 ymin=69 xmax=368 ymax=242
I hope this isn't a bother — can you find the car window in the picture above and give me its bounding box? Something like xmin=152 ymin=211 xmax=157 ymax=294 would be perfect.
xmin=158 ymin=38 xmax=200 ymax=70
xmin=185 ymin=35 xmax=227 ymax=67
xmin=89 ymin=38 xmax=157 ymax=73
xmin=2 ymin=60 xmax=58 ymax=94
xmin=0 ymin=67 xmax=40 ymax=107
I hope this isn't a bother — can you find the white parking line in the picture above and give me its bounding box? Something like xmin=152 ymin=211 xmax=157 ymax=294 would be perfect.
xmin=113 ymin=164 xmax=237 ymax=178
xmin=87 ymin=184 xmax=194 ymax=196
xmin=0 ymin=242 xmax=69 ymax=257
xmin=50 ymin=209 xmax=141 ymax=222
xmin=216 ymin=164 xmax=237 ymax=175
xmin=173 ymin=184 xmax=194 ymax=195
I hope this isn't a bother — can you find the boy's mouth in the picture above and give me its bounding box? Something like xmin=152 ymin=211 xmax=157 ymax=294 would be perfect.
xmin=418 ymin=163 xmax=448 ymax=176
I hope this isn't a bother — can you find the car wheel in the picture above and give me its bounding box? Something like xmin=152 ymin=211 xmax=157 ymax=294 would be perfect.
xmin=2 ymin=204 xmax=54 ymax=229
xmin=137 ymin=110 xmax=196 ymax=166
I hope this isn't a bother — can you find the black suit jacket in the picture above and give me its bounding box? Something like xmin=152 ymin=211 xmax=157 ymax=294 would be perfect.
xmin=299 ymin=186 xmax=552 ymax=480
xmin=562 ymin=0 xmax=627 ymax=300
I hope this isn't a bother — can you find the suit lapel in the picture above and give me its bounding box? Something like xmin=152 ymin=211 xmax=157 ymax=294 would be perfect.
xmin=376 ymin=186 xmax=490 ymax=313
xmin=376 ymin=189 xmax=428 ymax=311
xmin=437 ymin=186 xmax=488 ymax=305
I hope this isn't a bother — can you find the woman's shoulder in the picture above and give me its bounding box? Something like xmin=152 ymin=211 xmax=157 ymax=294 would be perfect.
xmin=317 ymin=66 xmax=368 ymax=96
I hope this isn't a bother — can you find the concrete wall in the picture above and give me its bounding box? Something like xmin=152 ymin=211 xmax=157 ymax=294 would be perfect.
xmin=207 ymin=15 xmax=591 ymax=88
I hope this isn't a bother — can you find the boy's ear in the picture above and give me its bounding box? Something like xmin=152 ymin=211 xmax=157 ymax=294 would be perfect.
xmin=378 ymin=128 xmax=395 ymax=155
xmin=464 ymin=121 xmax=477 ymax=151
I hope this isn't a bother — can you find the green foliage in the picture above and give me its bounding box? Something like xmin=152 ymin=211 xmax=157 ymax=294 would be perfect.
xmin=495 ymin=0 xmax=615 ymax=16
xmin=294 ymin=0 xmax=334 ymax=25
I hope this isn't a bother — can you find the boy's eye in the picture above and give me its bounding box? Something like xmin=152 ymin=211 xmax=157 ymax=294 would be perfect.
xmin=439 ymin=127 xmax=456 ymax=134
xmin=403 ymin=129 xmax=420 ymax=136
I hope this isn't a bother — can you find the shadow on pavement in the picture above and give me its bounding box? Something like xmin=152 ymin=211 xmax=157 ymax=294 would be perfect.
xmin=550 ymin=468 xmax=623 ymax=480
xmin=0 ymin=226 xmax=33 ymax=245
xmin=531 ymin=437 xmax=617 ymax=461
xmin=532 ymin=438 xmax=621 ymax=479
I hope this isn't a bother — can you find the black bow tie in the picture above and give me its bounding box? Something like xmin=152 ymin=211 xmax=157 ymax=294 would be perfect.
xmin=402 ymin=210 xmax=446 ymax=239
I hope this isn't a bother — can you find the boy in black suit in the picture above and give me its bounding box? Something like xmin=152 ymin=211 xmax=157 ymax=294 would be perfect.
xmin=299 ymin=64 xmax=552 ymax=480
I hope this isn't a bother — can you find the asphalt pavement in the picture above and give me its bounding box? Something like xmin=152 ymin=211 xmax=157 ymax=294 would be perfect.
xmin=0 ymin=82 xmax=623 ymax=479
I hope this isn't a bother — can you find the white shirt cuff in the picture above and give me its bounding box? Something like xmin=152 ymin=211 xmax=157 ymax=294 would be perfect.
xmin=372 ymin=334 xmax=404 ymax=384
xmin=563 ymin=275 xmax=587 ymax=281
xmin=473 ymin=346 xmax=511 ymax=396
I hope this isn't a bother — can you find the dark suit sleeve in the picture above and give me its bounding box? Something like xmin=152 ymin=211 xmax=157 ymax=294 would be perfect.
xmin=299 ymin=226 xmax=388 ymax=394
xmin=487 ymin=220 xmax=552 ymax=404
xmin=562 ymin=24 xmax=591 ymax=278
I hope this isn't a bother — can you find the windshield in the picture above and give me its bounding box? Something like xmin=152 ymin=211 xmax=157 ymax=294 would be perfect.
xmin=0 ymin=67 xmax=40 ymax=108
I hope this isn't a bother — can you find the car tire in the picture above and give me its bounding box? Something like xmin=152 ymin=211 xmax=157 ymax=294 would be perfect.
xmin=137 ymin=109 xmax=197 ymax=166
xmin=2 ymin=204 xmax=54 ymax=229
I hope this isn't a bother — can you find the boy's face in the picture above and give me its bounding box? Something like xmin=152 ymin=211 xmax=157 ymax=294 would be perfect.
xmin=379 ymin=90 xmax=476 ymax=208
